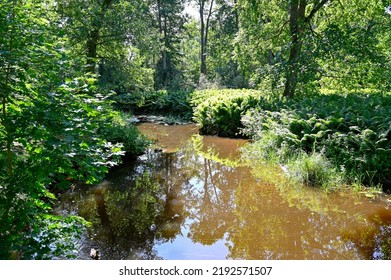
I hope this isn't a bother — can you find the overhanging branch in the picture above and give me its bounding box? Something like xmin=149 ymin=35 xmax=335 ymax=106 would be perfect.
xmin=305 ymin=0 xmax=330 ymax=23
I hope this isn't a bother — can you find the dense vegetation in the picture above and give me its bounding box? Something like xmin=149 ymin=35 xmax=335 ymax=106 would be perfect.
xmin=242 ymin=90 xmax=391 ymax=190
xmin=1 ymin=0 xmax=390 ymax=259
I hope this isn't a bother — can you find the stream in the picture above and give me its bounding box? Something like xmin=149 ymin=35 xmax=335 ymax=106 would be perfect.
xmin=56 ymin=123 xmax=391 ymax=260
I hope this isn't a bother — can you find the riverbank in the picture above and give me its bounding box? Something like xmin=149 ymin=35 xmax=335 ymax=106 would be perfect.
xmin=120 ymin=89 xmax=391 ymax=192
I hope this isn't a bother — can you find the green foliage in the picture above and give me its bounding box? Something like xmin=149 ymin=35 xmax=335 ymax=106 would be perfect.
xmin=0 ymin=158 xmax=89 ymax=259
xmin=191 ymin=89 xmax=265 ymax=136
xmin=235 ymin=0 xmax=391 ymax=96
xmin=20 ymin=215 xmax=88 ymax=260
xmin=102 ymin=112 xmax=148 ymax=157
xmin=242 ymin=91 xmax=391 ymax=189
xmin=0 ymin=0 xmax=141 ymax=259
xmin=18 ymin=77 xmax=125 ymax=186
xmin=114 ymin=90 xmax=194 ymax=121
xmin=315 ymin=0 xmax=391 ymax=92
xmin=153 ymin=0 xmax=187 ymax=90
xmin=179 ymin=19 xmax=201 ymax=87
xmin=57 ymin=0 xmax=160 ymax=95
xmin=236 ymin=0 xmax=289 ymax=90
xmin=1 ymin=0 xmax=390 ymax=259
xmin=99 ymin=47 xmax=155 ymax=94
xmin=206 ymin=1 xmax=247 ymax=89
xmin=286 ymin=151 xmax=345 ymax=190
xmin=0 ymin=75 xmax=125 ymax=258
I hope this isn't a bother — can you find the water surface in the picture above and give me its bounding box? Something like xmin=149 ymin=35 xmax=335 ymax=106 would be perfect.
xmin=56 ymin=123 xmax=391 ymax=260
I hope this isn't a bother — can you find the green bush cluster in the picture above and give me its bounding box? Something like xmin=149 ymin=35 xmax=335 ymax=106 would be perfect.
xmin=102 ymin=111 xmax=148 ymax=158
xmin=0 ymin=76 xmax=128 ymax=259
xmin=113 ymin=90 xmax=193 ymax=121
xmin=191 ymin=89 xmax=264 ymax=137
xmin=242 ymin=92 xmax=391 ymax=190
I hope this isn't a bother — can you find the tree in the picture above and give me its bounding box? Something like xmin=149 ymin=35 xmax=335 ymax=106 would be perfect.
xmin=236 ymin=0 xmax=390 ymax=96
xmin=283 ymin=0 xmax=329 ymax=97
xmin=207 ymin=0 xmax=245 ymax=88
xmin=180 ymin=19 xmax=202 ymax=86
xmin=57 ymin=0 xmax=157 ymax=78
xmin=1 ymin=0 xmax=16 ymax=176
xmin=315 ymin=0 xmax=391 ymax=91
xmin=0 ymin=0 xmax=124 ymax=259
xmin=235 ymin=0 xmax=290 ymax=90
xmin=153 ymin=0 xmax=187 ymax=89
xmin=196 ymin=0 xmax=215 ymax=75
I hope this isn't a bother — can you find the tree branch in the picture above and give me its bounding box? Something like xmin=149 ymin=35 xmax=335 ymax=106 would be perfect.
xmin=305 ymin=0 xmax=330 ymax=23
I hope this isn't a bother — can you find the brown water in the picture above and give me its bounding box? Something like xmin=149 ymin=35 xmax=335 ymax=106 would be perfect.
xmin=56 ymin=123 xmax=391 ymax=260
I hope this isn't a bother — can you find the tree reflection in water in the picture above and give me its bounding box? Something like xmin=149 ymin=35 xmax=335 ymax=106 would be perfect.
xmin=56 ymin=124 xmax=391 ymax=260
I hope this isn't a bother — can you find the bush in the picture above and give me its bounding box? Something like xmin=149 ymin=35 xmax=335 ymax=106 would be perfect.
xmin=102 ymin=112 xmax=148 ymax=157
xmin=242 ymin=91 xmax=391 ymax=190
xmin=113 ymin=90 xmax=193 ymax=121
xmin=0 ymin=77 xmax=125 ymax=259
xmin=191 ymin=89 xmax=265 ymax=137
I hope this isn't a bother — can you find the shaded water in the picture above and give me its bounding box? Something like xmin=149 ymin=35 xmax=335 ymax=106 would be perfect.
xmin=56 ymin=123 xmax=391 ymax=260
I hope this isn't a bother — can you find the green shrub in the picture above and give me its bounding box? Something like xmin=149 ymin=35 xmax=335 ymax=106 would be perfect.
xmin=191 ymin=89 xmax=264 ymax=137
xmin=113 ymin=90 xmax=193 ymax=121
xmin=103 ymin=112 xmax=148 ymax=157
xmin=242 ymin=91 xmax=391 ymax=190
xmin=0 ymin=77 xmax=127 ymax=259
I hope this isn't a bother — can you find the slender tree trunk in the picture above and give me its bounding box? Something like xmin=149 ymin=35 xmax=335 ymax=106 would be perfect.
xmin=200 ymin=1 xmax=206 ymax=75
xmin=233 ymin=0 xmax=239 ymax=32
xmin=283 ymin=0 xmax=306 ymax=98
xmin=162 ymin=12 xmax=169 ymax=86
xmin=200 ymin=0 xmax=214 ymax=75
xmin=157 ymin=0 xmax=168 ymax=87
xmin=204 ymin=0 xmax=214 ymax=74
xmin=283 ymin=0 xmax=329 ymax=98
xmin=85 ymin=0 xmax=114 ymax=74
xmin=86 ymin=29 xmax=99 ymax=73
xmin=3 ymin=78 xmax=13 ymax=177
xmin=283 ymin=37 xmax=303 ymax=98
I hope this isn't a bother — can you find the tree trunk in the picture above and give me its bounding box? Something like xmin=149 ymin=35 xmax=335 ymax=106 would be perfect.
xmin=233 ymin=0 xmax=239 ymax=32
xmin=283 ymin=0 xmax=330 ymax=98
xmin=157 ymin=0 xmax=168 ymax=87
xmin=85 ymin=0 xmax=114 ymax=74
xmin=199 ymin=0 xmax=214 ymax=76
xmin=283 ymin=37 xmax=303 ymax=98
xmin=200 ymin=1 xmax=206 ymax=75
xmin=86 ymin=29 xmax=99 ymax=73
xmin=283 ymin=0 xmax=306 ymax=98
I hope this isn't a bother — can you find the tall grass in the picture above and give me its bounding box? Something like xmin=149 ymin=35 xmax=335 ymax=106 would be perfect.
xmin=286 ymin=151 xmax=345 ymax=191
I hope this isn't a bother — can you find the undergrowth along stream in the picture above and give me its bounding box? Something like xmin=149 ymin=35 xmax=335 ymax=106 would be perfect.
xmin=119 ymin=89 xmax=391 ymax=192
